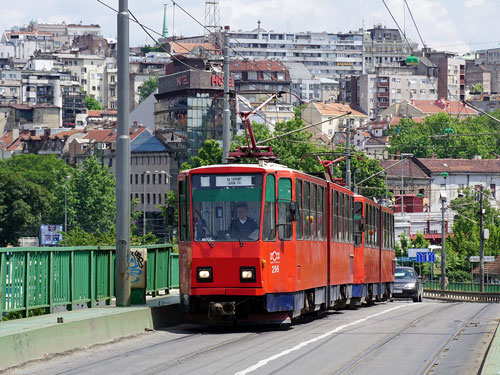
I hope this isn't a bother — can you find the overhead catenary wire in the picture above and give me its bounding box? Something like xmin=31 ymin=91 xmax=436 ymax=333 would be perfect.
xmin=96 ymin=0 xmax=212 ymax=73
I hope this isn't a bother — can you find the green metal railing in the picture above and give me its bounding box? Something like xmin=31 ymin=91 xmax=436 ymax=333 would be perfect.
xmin=0 ymin=245 xmax=179 ymax=318
xmin=424 ymin=280 xmax=500 ymax=293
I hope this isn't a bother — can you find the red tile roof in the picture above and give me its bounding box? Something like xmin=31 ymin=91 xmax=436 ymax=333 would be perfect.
xmin=230 ymin=60 xmax=289 ymax=73
xmin=417 ymin=158 xmax=500 ymax=174
xmin=83 ymin=126 xmax=147 ymax=142
xmin=170 ymin=41 xmax=218 ymax=54
xmin=314 ymin=102 xmax=367 ymax=117
xmin=408 ymin=100 xmax=477 ymax=116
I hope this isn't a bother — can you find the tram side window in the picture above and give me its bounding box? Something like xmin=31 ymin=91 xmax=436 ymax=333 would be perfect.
xmin=295 ymin=179 xmax=303 ymax=240
xmin=353 ymin=201 xmax=363 ymax=247
xmin=391 ymin=215 xmax=395 ymax=249
xmin=375 ymin=207 xmax=380 ymax=247
xmin=304 ymin=182 xmax=311 ymax=239
xmin=179 ymin=179 xmax=191 ymax=242
xmin=317 ymin=186 xmax=324 ymax=240
xmin=365 ymin=205 xmax=371 ymax=247
xmin=331 ymin=190 xmax=334 ymax=241
xmin=278 ymin=178 xmax=293 ymax=241
xmin=334 ymin=191 xmax=339 ymax=242
xmin=344 ymin=194 xmax=349 ymax=243
xmin=311 ymin=183 xmax=317 ymax=240
xmin=345 ymin=195 xmax=352 ymax=243
xmin=339 ymin=193 xmax=344 ymax=242
xmin=179 ymin=180 xmax=186 ymax=241
xmin=263 ymin=174 xmax=276 ymax=241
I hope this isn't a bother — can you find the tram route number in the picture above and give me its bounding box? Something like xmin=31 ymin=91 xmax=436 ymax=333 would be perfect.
xmin=272 ymin=265 xmax=280 ymax=274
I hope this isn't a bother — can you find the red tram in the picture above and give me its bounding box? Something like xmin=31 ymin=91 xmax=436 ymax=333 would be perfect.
xmin=177 ymin=162 xmax=395 ymax=323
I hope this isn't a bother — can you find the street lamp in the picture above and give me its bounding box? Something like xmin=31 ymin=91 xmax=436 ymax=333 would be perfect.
xmin=64 ymin=175 xmax=71 ymax=232
xmin=143 ymin=171 xmax=150 ymax=236
xmin=353 ymin=169 xmax=360 ymax=194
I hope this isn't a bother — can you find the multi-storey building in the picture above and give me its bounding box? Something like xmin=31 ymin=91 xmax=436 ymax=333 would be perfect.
xmin=362 ymin=26 xmax=417 ymax=73
xmin=154 ymin=57 xmax=226 ymax=165
xmin=0 ymin=79 xmax=21 ymax=104
xmin=230 ymin=59 xmax=291 ymax=104
xmin=417 ymin=51 xmax=465 ymax=101
xmin=359 ymin=68 xmax=438 ymax=118
xmin=228 ymin=26 xmax=363 ymax=80
xmin=53 ymin=53 xmax=105 ymax=104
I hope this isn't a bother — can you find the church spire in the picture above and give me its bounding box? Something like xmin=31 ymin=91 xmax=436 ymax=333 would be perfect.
xmin=162 ymin=3 xmax=168 ymax=37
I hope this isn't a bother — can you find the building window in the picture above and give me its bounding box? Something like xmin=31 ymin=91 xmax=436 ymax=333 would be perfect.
xmin=491 ymin=184 xmax=496 ymax=198
xmin=248 ymin=71 xmax=257 ymax=80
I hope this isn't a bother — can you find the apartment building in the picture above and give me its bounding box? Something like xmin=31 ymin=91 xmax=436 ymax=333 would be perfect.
xmin=54 ymin=53 xmax=105 ymax=104
xmin=362 ymin=26 xmax=417 ymax=73
xmin=359 ymin=71 xmax=438 ymax=118
xmin=229 ymin=25 xmax=363 ymax=80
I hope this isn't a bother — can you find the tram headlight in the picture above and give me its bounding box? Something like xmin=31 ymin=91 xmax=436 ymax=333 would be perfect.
xmin=240 ymin=267 xmax=256 ymax=282
xmin=197 ymin=267 xmax=213 ymax=282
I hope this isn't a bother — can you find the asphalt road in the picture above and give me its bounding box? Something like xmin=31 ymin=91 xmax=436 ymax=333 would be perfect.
xmin=6 ymin=300 xmax=500 ymax=375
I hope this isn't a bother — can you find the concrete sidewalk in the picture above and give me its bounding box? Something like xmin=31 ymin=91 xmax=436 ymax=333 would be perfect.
xmin=482 ymin=321 xmax=500 ymax=375
xmin=0 ymin=292 xmax=180 ymax=371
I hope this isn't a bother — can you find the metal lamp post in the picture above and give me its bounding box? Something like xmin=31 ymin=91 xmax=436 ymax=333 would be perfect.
xmin=143 ymin=171 xmax=150 ymax=237
xmin=64 ymin=175 xmax=71 ymax=232
xmin=353 ymin=169 xmax=360 ymax=194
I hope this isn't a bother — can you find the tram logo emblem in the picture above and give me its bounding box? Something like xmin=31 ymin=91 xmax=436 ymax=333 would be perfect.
xmin=270 ymin=251 xmax=280 ymax=264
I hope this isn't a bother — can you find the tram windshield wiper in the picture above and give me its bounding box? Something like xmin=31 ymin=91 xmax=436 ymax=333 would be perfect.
xmin=231 ymin=218 xmax=244 ymax=247
xmin=193 ymin=208 xmax=215 ymax=248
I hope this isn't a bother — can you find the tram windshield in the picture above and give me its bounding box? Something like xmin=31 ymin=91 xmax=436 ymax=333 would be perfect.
xmin=191 ymin=174 xmax=263 ymax=242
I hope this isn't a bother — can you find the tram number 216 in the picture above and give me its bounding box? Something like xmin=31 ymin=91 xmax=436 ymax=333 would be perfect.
xmin=272 ymin=265 xmax=279 ymax=274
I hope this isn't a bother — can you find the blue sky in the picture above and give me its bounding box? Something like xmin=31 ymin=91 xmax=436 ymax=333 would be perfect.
xmin=1 ymin=0 xmax=498 ymax=53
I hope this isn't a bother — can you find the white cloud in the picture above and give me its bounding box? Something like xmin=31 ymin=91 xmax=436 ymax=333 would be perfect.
xmin=465 ymin=0 xmax=484 ymax=7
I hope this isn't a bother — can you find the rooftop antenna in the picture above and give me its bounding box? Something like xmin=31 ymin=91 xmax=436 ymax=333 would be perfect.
xmin=204 ymin=0 xmax=220 ymax=45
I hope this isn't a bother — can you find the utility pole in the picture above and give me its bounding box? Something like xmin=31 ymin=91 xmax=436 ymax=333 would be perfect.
xmin=440 ymin=194 xmax=447 ymax=290
xmin=116 ymin=0 xmax=131 ymax=307
xmin=346 ymin=118 xmax=351 ymax=190
xmin=400 ymin=158 xmax=404 ymax=215
xmin=222 ymin=26 xmax=230 ymax=163
xmin=479 ymin=185 xmax=485 ymax=292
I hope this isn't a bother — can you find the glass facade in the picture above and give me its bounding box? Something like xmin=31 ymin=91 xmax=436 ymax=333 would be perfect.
xmin=155 ymin=93 xmax=224 ymax=161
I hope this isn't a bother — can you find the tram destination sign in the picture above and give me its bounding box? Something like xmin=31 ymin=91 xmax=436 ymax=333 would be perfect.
xmin=216 ymin=176 xmax=253 ymax=187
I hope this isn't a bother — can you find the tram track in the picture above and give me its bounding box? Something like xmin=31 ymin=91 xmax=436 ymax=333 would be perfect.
xmin=334 ymin=302 xmax=494 ymax=375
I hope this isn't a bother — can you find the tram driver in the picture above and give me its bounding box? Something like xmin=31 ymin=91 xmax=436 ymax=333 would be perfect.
xmin=229 ymin=202 xmax=259 ymax=240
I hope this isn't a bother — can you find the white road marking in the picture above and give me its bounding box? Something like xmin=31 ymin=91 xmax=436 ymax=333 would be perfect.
xmin=234 ymin=304 xmax=412 ymax=375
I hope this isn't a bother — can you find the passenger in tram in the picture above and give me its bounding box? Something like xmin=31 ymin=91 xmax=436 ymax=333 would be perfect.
xmin=230 ymin=202 xmax=259 ymax=240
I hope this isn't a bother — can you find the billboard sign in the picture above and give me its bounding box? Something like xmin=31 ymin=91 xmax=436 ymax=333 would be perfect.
xmin=40 ymin=224 xmax=63 ymax=246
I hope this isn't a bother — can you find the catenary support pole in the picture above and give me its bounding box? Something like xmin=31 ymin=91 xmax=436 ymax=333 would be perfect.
xmin=440 ymin=197 xmax=447 ymax=290
xmin=479 ymin=185 xmax=485 ymax=292
xmin=346 ymin=118 xmax=351 ymax=190
xmin=116 ymin=0 xmax=131 ymax=307
xmin=222 ymin=26 xmax=231 ymax=163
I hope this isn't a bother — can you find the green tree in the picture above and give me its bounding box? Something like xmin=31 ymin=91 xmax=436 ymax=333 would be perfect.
xmin=66 ymin=156 xmax=116 ymax=233
xmin=470 ymin=83 xmax=483 ymax=93
xmin=0 ymin=154 xmax=73 ymax=225
xmin=181 ymin=139 xmax=223 ymax=171
xmin=448 ymin=187 xmax=500 ymax=269
xmin=0 ymin=170 xmax=51 ymax=245
xmin=388 ymin=112 xmax=500 ymax=159
xmin=139 ymin=76 xmax=159 ymax=102
xmin=85 ymin=95 xmax=102 ymax=110
xmin=411 ymin=233 xmax=430 ymax=249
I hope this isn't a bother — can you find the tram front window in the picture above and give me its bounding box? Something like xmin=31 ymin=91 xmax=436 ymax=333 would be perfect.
xmin=191 ymin=174 xmax=263 ymax=242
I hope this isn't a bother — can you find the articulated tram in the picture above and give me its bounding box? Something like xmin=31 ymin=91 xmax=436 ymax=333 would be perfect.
xmin=177 ymin=162 xmax=395 ymax=323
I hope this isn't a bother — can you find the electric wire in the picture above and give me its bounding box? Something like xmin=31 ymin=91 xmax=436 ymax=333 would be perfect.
xmin=96 ymin=0 xmax=212 ymax=73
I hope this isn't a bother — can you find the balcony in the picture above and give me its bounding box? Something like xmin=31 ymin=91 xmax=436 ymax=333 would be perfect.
xmin=377 ymin=80 xmax=389 ymax=87
xmin=377 ymin=91 xmax=389 ymax=98
xmin=378 ymin=102 xmax=389 ymax=108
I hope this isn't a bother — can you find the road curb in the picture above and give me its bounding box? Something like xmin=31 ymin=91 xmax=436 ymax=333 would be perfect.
xmin=481 ymin=320 xmax=500 ymax=375
xmin=0 ymin=300 xmax=180 ymax=371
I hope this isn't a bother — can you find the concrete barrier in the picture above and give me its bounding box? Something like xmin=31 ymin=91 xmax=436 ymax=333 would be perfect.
xmin=0 ymin=294 xmax=180 ymax=371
